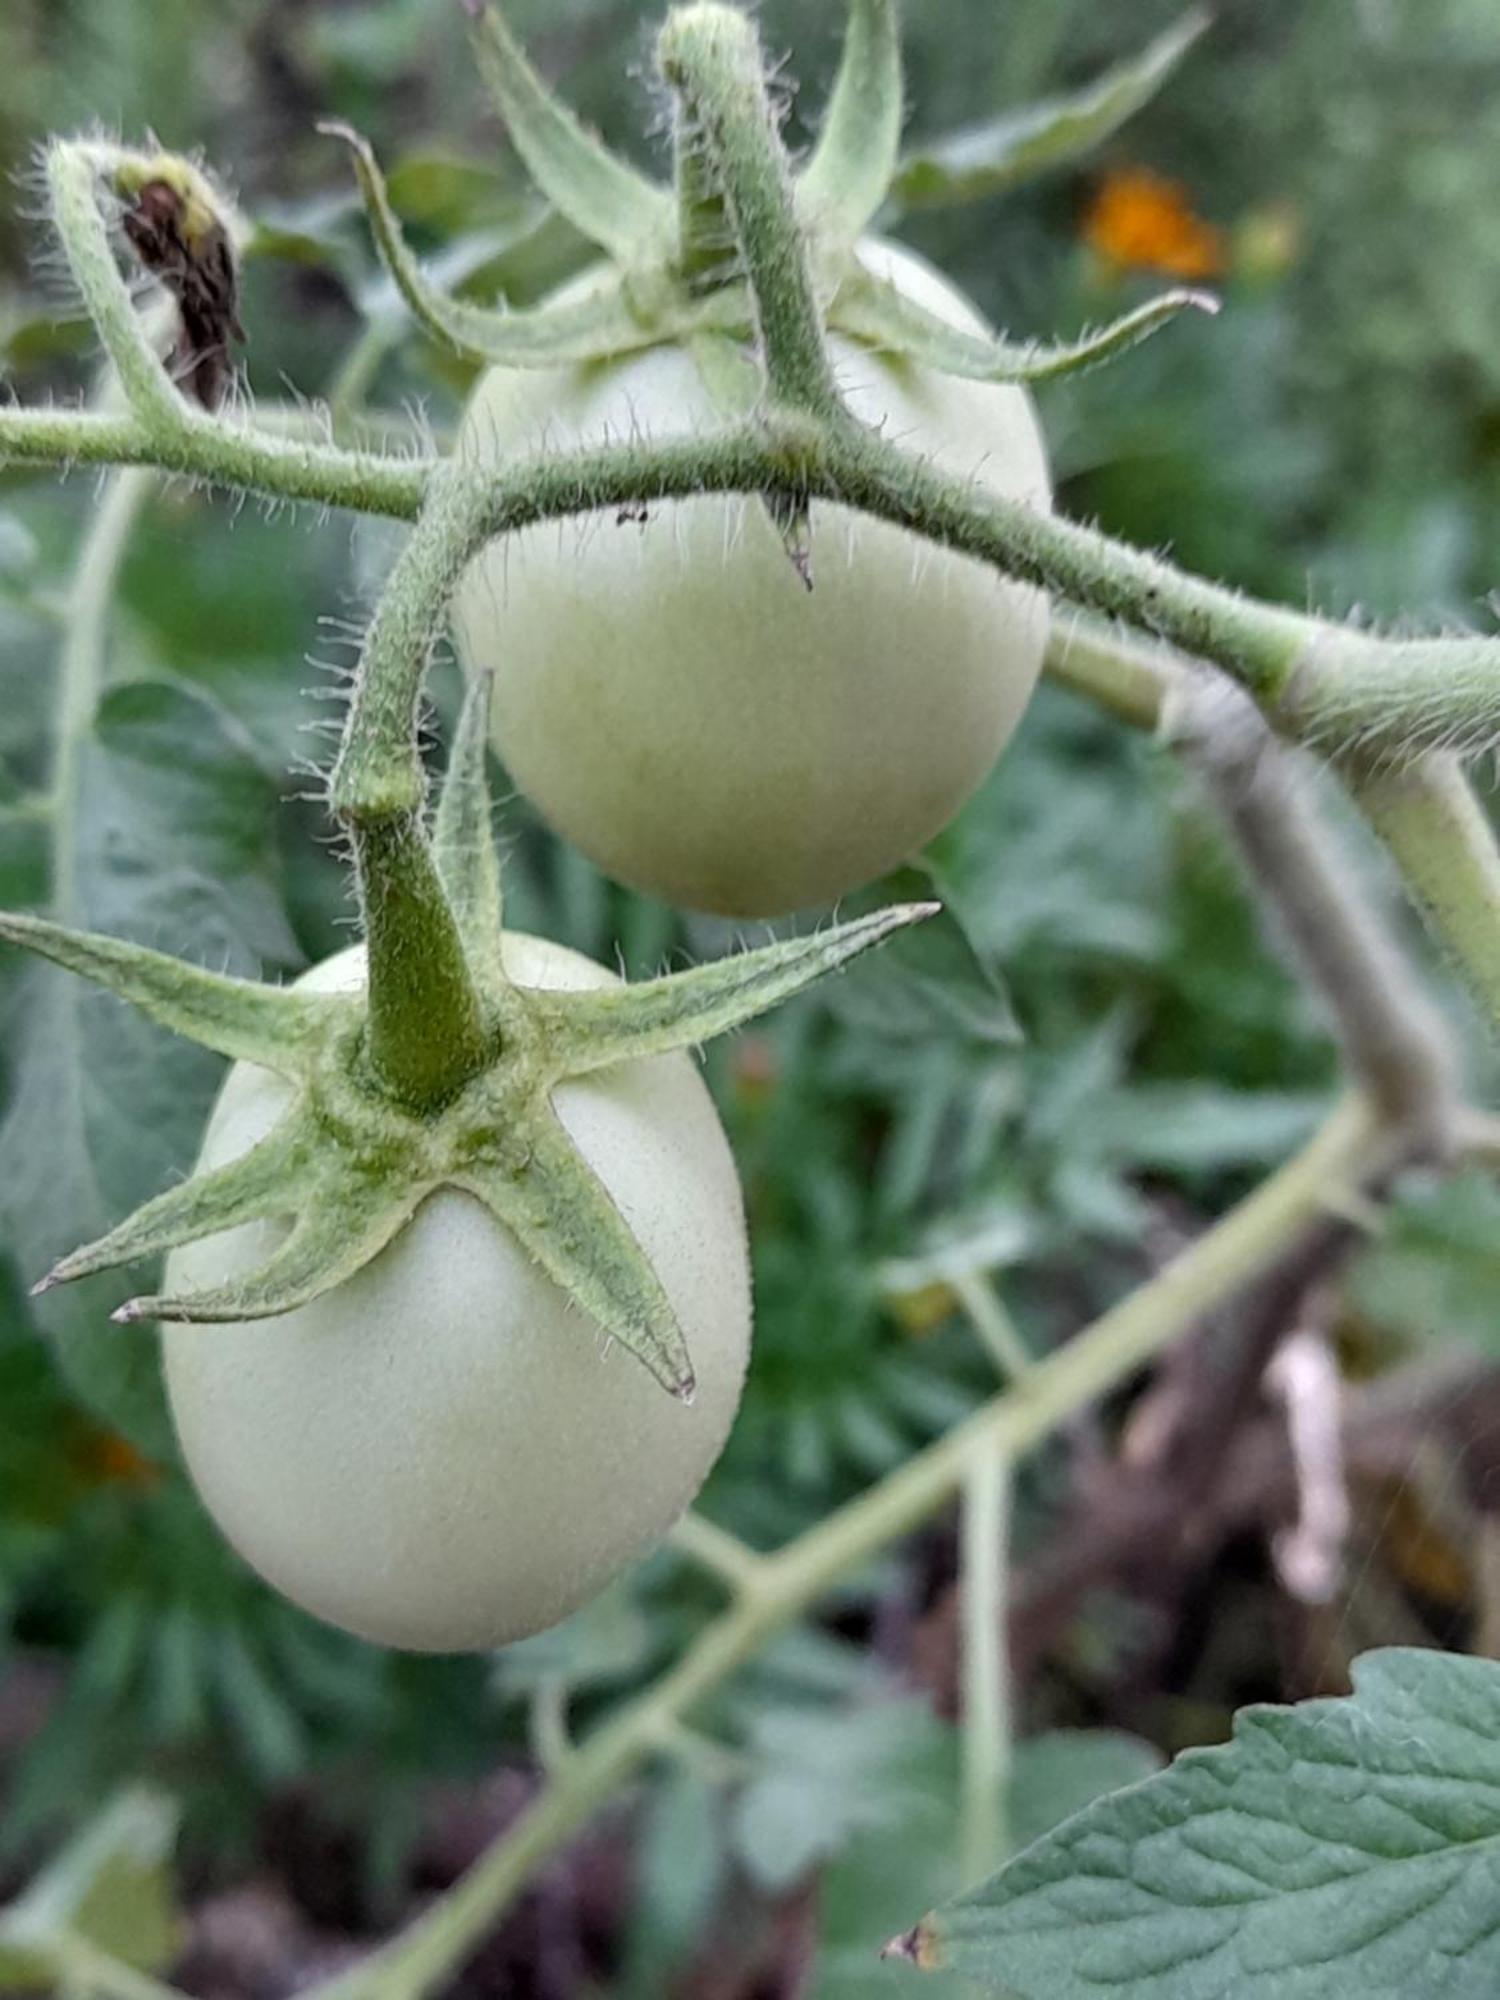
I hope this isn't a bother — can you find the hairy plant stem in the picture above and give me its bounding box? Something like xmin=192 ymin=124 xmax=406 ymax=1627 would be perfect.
xmin=11 ymin=379 xmax=1500 ymax=772
xmin=49 ymin=469 xmax=153 ymax=919
xmin=1174 ymin=683 xmax=1459 ymax=1144
xmin=657 ymin=6 xmax=842 ymax=418
xmin=308 ymin=1095 xmax=1385 ymax=2000
xmin=331 ymin=463 xmax=494 ymax=1108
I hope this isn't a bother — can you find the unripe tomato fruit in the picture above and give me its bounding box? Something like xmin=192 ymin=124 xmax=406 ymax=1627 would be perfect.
xmin=453 ymin=240 xmax=1052 ymax=918
xmin=163 ymin=938 xmax=751 ymax=1653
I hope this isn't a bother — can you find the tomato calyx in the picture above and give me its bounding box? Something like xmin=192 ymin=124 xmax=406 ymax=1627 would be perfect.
xmin=0 ymin=678 xmax=934 ymax=1399
xmin=323 ymin=3 xmax=1212 ymax=409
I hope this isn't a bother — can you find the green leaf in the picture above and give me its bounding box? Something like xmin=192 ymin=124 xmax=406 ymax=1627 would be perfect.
xmin=1007 ymin=1729 xmax=1164 ymax=1852
xmin=889 ymin=11 xmax=1209 ymax=213
xmin=0 ymin=1789 xmax=181 ymax=1989
xmin=1349 ymin=1166 xmax=1500 ymax=1356
xmin=903 ymin=1649 xmax=1500 ymax=1998
xmin=0 ymin=679 xmax=299 ymax=1454
xmin=808 ymin=1724 xmax=1162 ymax=2000
xmin=492 ymin=1578 xmax=654 ymax=1700
xmin=622 ymin=1768 xmax=728 ymax=2000
xmin=810 ymin=1712 xmax=967 ymax=2000
xmin=797 ymin=0 xmax=903 ymax=244
xmin=732 ymin=1698 xmax=947 ymax=1893
xmin=822 ymin=865 xmax=1022 ymax=1046
xmin=466 ymin=0 xmax=673 ymax=265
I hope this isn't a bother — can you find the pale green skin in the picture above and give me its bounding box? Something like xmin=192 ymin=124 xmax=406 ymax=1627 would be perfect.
xmin=163 ymin=936 xmax=751 ymax=1654
xmin=453 ymin=240 xmax=1052 ymax=918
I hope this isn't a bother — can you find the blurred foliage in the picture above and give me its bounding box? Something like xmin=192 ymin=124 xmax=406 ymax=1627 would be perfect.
xmin=2 ymin=0 xmax=1500 ymax=1993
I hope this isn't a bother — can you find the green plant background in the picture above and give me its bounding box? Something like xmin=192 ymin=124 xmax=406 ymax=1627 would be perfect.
xmin=3 ymin=1 xmax=1500 ymax=1994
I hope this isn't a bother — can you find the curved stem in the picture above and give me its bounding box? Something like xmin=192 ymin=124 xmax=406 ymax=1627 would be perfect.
xmin=0 ymin=403 xmax=430 ymax=515
xmin=49 ymin=469 xmax=154 ymax=918
xmin=332 ymin=463 xmax=492 ymax=1108
xmin=45 ymin=142 xmax=190 ymax=435
xmin=4 ymin=396 xmax=1500 ymax=774
xmin=11 ymin=389 xmax=1498 ymax=1048
xmin=1174 ymin=683 xmax=1458 ymax=1146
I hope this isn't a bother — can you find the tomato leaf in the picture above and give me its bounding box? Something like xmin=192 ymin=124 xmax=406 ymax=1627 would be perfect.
xmin=824 ymin=863 xmax=1023 ymax=1046
xmin=901 ymin=1649 xmax=1500 ymax=1998
xmin=889 ymin=11 xmax=1209 ymax=213
xmin=1349 ymin=1165 xmax=1500 ymax=1356
xmin=0 ymin=679 xmax=298 ymax=1455
xmin=732 ymin=1698 xmax=947 ymax=1894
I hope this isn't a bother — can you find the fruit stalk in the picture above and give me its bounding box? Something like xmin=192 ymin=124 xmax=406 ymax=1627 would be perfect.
xmin=331 ymin=462 xmax=496 ymax=1107
xmin=657 ymin=5 xmax=843 ymax=420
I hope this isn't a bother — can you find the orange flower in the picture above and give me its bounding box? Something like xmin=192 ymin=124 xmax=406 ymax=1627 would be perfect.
xmin=73 ymin=1426 xmax=161 ymax=1490
xmin=1082 ymin=166 xmax=1226 ymax=283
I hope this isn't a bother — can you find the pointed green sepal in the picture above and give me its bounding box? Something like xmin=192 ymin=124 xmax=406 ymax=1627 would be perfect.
xmin=831 ymin=271 xmax=1218 ymax=384
xmin=796 ymin=0 xmax=903 ymax=244
xmin=0 ymin=909 xmax=343 ymax=1076
xmin=458 ymin=1109 xmax=695 ymax=1399
xmin=321 ymin=122 xmax=670 ymax=366
xmin=115 ymin=1171 xmax=425 ymax=1325
xmin=536 ymin=902 xmax=939 ymax=1079
xmin=33 ymin=1117 xmax=315 ymax=1296
xmin=766 ymin=486 xmax=814 ymax=592
xmin=465 ymin=0 xmax=673 ymax=265
xmin=434 ymin=674 xmax=506 ymax=981
xmin=686 ymin=331 xmax=761 ymax=419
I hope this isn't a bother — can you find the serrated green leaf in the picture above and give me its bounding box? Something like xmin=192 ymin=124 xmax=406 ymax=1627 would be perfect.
xmin=0 ymin=678 xmax=299 ymax=1454
xmin=889 ymin=11 xmax=1209 ymax=213
xmin=907 ymin=1649 xmax=1500 ymax=1999
xmin=732 ymin=1698 xmax=946 ymax=1894
xmin=1007 ymin=1729 xmax=1164 ymax=1852
xmin=492 ymin=1577 xmax=654 ymax=1700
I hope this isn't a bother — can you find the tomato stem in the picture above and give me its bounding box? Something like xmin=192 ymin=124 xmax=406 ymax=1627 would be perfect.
xmin=657 ymin=6 xmax=844 ymax=419
xmin=332 ymin=462 xmax=496 ymax=1109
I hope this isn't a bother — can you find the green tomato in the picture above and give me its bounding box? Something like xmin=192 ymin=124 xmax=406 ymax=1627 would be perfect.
xmin=163 ymin=936 xmax=751 ymax=1653
xmin=453 ymin=239 xmax=1052 ymax=918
